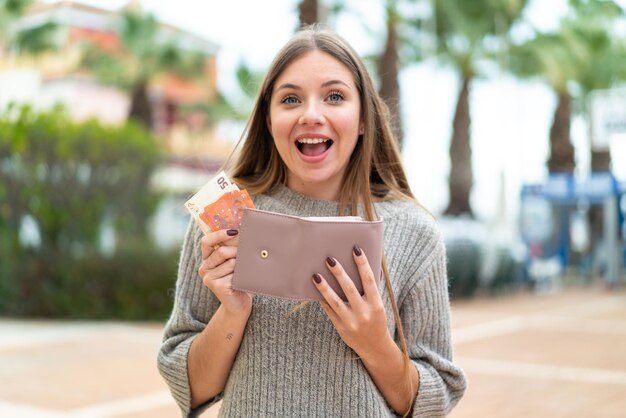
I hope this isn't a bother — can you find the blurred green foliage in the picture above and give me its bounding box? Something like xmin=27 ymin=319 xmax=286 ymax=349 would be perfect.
xmin=3 ymin=244 xmax=178 ymax=320
xmin=446 ymin=238 xmax=521 ymax=299
xmin=79 ymin=9 xmax=208 ymax=129
xmin=0 ymin=105 xmax=176 ymax=319
xmin=0 ymin=0 xmax=58 ymax=56
xmin=446 ymin=238 xmax=482 ymax=298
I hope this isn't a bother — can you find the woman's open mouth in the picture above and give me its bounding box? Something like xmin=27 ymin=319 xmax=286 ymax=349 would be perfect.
xmin=296 ymin=137 xmax=334 ymax=159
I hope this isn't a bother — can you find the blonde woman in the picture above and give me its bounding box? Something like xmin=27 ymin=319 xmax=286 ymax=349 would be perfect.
xmin=158 ymin=26 xmax=466 ymax=417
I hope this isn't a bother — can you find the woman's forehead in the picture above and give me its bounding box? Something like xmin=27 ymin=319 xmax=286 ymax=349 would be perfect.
xmin=274 ymin=50 xmax=356 ymax=89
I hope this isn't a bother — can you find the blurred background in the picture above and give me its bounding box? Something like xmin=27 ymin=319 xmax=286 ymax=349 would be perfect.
xmin=1 ymin=0 xmax=625 ymax=315
xmin=0 ymin=0 xmax=625 ymax=417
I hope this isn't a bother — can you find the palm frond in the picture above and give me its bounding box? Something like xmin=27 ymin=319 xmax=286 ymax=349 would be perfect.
xmin=235 ymin=61 xmax=263 ymax=99
xmin=13 ymin=22 xmax=59 ymax=55
xmin=80 ymin=43 xmax=133 ymax=89
xmin=156 ymin=42 xmax=205 ymax=79
xmin=2 ymin=0 xmax=34 ymax=16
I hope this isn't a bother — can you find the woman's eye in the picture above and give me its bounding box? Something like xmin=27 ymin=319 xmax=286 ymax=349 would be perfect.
xmin=327 ymin=91 xmax=344 ymax=103
xmin=281 ymin=95 xmax=300 ymax=105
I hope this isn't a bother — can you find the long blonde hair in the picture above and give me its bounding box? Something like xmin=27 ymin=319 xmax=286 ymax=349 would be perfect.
xmin=228 ymin=25 xmax=416 ymax=415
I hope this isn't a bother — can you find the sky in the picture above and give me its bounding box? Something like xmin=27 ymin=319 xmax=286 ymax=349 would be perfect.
xmin=40 ymin=0 xmax=626 ymax=228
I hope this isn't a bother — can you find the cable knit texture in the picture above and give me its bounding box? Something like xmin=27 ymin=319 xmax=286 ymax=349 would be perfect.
xmin=158 ymin=185 xmax=466 ymax=417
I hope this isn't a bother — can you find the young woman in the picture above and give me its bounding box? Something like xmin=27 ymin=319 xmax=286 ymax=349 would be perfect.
xmin=158 ymin=26 xmax=466 ymax=417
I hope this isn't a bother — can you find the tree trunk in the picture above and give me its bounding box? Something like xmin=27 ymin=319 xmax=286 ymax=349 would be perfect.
xmin=444 ymin=75 xmax=473 ymax=217
xmin=377 ymin=12 xmax=404 ymax=149
xmin=588 ymin=137 xmax=612 ymax=263
xmin=547 ymin=90 xmax=575 ymax=173
xmin=128 ymin=82 xmax=153 ymax=130
xmin=298 ymin=0 xmax=318 ymax=27
xmin=591 ymin=150 xmax=610 ymax=172
xmin=546 ymin=91 xmax=576 ymax=274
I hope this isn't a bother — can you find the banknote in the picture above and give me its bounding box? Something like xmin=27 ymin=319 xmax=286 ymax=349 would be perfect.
xmin=199 ymin=189 xmax=255 ymax=232
xmin=185 ymin=171 xmax=254 ymax=234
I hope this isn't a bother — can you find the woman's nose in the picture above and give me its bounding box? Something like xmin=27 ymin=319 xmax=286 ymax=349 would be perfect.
xmin=298 ymin=101 xmax=325 ymax=126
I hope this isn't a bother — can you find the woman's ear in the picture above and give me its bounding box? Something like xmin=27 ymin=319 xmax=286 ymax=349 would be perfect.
xmin=359 ymin=123 xmax=364 ymax=135
xmin=266 ymin=114 xmax=272 ymax=131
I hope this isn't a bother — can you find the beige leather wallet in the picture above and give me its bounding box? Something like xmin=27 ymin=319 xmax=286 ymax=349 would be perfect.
xmin=231 ymin=208 xmax=384 ymax=301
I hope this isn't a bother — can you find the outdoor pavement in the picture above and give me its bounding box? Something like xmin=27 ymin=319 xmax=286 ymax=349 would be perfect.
xmin=0 ymin=283 xmax=625 ymax=418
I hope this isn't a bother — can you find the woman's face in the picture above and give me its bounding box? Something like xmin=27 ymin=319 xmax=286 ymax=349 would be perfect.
xmin=267 ymin=50 xmax=362 ymax=200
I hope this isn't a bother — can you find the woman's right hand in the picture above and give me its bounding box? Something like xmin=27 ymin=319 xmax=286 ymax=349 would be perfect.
xmin=198 ymin=229 xmax=252 ymax=316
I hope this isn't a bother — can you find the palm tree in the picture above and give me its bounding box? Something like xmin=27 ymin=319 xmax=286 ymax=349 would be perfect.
xmin=0 ymin=0 xmax=58 ymax=58
xmin=80 ymin=9 xmax=206 ymax=129
xmin=568 ymin=0 xmax=626 ymax=172
xmin=377 ymin=0 xmax=404 ymax=147
xmin=298 ymin=0 xmax=319 ymax=27
xmin=586 ymin=39 xmax=626 ymax=171
xmin=510 ymin=31 xmax=582 ymax=174
xmin=508 ymin=0 xmax=625 ymax=174
xmin=432 ymin=0 xmax=529 ymax=216
xmin=374 ymin=0 xmax=430 ymax=149
xmin=296 ymin=0 xmax=348 ymax=28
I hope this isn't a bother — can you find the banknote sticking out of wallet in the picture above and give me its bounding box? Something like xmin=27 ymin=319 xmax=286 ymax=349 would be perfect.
xmin=232 ymin=208 xmax=384 ymax=301
xmin=184 ymin=170 xmax=255 ymax=234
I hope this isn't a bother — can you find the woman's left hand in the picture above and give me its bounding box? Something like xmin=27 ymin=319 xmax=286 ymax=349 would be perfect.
xmin=312 ymin=245 xmax=393 ymax=360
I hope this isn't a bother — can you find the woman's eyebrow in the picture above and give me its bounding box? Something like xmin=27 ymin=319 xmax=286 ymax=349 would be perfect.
xmin=275 ymin=82 xmax=300 ymax=92
xmin=275 ymin=79 xmax=351 ymax=92
xmin=321 ymin=79 xmax=351 ymax=89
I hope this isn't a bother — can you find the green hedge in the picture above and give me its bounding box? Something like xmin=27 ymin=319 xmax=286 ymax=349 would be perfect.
xmin=2 ymin=245 xmax=179 ymax=320
xmin=446 ymin=238 xmax=482 ymax=298
xmin=446 ymin=238 xmax=523 ymax=299
xmin=0 ymin=104 xmax=175 ymax=320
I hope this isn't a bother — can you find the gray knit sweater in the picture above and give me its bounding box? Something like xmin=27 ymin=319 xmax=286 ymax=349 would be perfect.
xmin=158 ymin=185 xmax=466 ymax=417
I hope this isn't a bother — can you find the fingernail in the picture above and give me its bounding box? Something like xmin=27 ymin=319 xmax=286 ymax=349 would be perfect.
xmin=353 ymin=245 xmax=362 ymax=256
xmin=313 ymin=273 xmax=322 ymax=284
xmin=226 ymin=229 xmax=239 ymax=236
xmin=326 ymin=257 xmax=336 ymax=267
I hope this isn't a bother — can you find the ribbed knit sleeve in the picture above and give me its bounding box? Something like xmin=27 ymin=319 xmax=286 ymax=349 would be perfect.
xmin=403 ymin=238 xmax=466 ymax=416
xmin=379 ymin=203 xmax=467 ymax=417
xmin=157 ymin=219 xmax=222 ymax=417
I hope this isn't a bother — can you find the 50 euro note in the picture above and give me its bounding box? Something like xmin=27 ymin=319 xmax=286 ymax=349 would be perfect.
xmin=184 ymin=170 xmax=255 ymax=235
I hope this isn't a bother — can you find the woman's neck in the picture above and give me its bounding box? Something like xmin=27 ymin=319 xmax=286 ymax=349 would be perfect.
xmin=285 ymin=178 xmax=341 ymax=202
